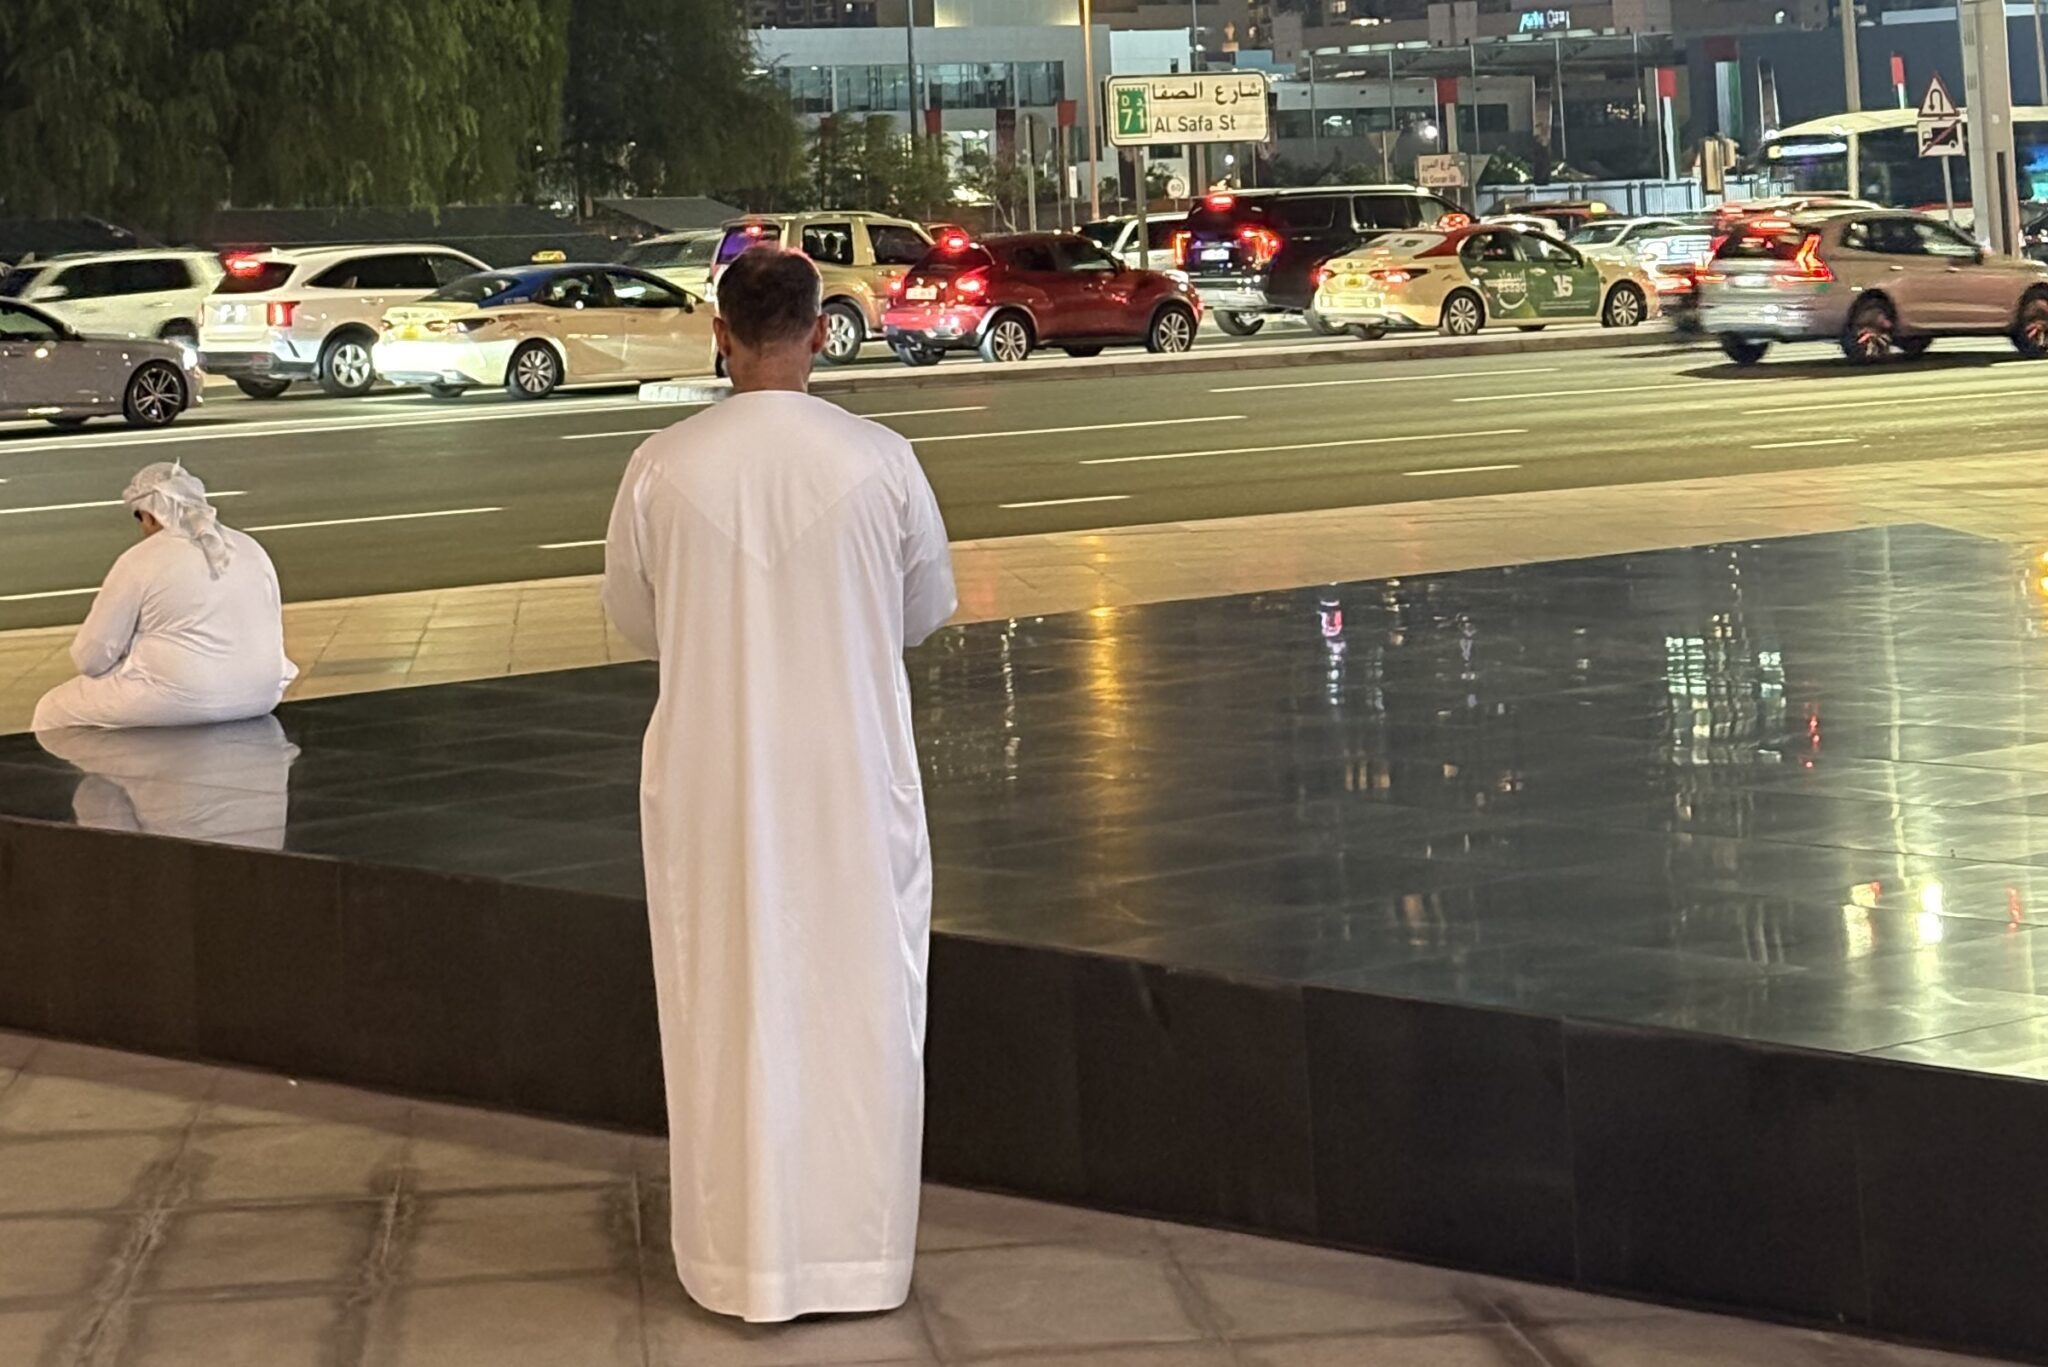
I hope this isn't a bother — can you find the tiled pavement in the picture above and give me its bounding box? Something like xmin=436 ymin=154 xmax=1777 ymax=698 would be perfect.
xmin=0 ymin=1030 xmax=2016 ymax=1367
xmin=6 ymin=444 xmax=2048 ymax=735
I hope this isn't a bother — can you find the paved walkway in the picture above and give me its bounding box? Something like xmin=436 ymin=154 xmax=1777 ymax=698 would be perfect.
xmin=3 ymin=445 xmax=2042 ymax=734
xmin=0 ymin=1031 xmax=2010 ymax=1367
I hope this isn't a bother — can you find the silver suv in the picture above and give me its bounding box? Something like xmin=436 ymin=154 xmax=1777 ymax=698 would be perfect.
xmin=1700 ymin=210 xmax=2048 ymax=364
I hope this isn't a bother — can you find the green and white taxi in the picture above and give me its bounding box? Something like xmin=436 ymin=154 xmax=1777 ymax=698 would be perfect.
xmin=1311 ymin=223 xmax=1660 ymax=339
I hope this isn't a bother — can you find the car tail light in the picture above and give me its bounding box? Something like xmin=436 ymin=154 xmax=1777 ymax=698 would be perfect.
xmin=1776 ymin=232 xmax=1833 ymax=284
xmin=223 ymin=252 xmax=268 ymax=276
xmin=1695 ymin=269 xmax=1727 ymax=284
xmin=940 ymin=231 xmax=971 ymax=252
xmin=953 ymin=272 xmax=989 ymax=298
xmin=744 ymin=223 xmax=768 ymax=237
xmin=1368 ymin=268 xmax=1423 ymax=286
xmin=1205 ymin=193 xmax=1235 ymax=210
xmin=887 ymin=276 xmax=905 ymax=295
xmin=1312 ymin=264 xmax=1331 ymax=287
xmin=1171 ymin=229 xmax=1191 ymax=268
xmin=267 ymin=300 xmax=297 ymax=328
xmin=1237 ymin=224 xmax=1282 ymax=268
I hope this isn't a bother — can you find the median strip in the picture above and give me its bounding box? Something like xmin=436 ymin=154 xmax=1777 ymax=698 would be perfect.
xmin=1078 ymin=429 xmax=1529 ymax=466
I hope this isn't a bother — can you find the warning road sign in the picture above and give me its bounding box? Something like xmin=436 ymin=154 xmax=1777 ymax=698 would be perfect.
xmin=1916 ymin=74 xmax=1964 ymax=158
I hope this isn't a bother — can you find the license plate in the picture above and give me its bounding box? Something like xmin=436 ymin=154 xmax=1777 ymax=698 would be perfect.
xmin=906 ymin=285 xmax=937 ymax=301
xmin=1341 ymin=275 xmax=1362 ymax=289
xmin=1736 ymin=275 xmax=1765 ymax=289
xmin=396 ymin=325 xmax=426 ymax=340
xmin=1200 ymin=248 xmax=1231 ymax=262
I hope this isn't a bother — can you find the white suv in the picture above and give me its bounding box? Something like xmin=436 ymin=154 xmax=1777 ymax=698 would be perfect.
xmin=0 ymin=250 xmax=224 ymax=344
xmin=198 ymin=244 xmax=487 ymax=398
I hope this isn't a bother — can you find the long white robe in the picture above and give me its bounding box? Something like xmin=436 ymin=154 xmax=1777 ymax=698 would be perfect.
xmin=32 ymin=528 xmax=297 ymax=732
xmin=601 ymin=389 xmax=956 ymax=1324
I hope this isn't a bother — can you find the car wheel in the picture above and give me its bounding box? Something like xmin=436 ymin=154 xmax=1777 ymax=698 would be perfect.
xmin=1146 ymin=304 xmax=1197 ymax=354
xmin=1303 ymin=307 xmax=1344 ymax=336
xmin=234 ymin=377 xmax=291 ymax=400
xmin=122 ymin=360 xmax=187 ymax=428
xmin=2012 ymin=293 xmax=2048 ymax=356
xmin=1346 ymin=324 xmax=1388 ymax=342
xmin=978 ymin=313 xmax=1033 ymax=364
xmin=423 ymin=382 xmax=470 ymax=400
xmin=1213 ymin=310 xmax=1264 ymax=337
xmin=506 ymin=341 xmax=562 ymax=398
xmin=1062 ymin=345 xmax=1105 ymax=358
xmin=1719 ymin=335 xmax=1770 ymax=366
xmin=892 ymin=343 xmax=944 ymax=368
xmin=1841 ymin=297 xmax=1894 ymax=364
xmin=1601 ymin=282 xmax=1646 ymax=329
xmin=1438 ymin=290 xmax=1484 ymax=337
xmin=44 ymin=415 xmax=90 ymax=430
xmin=820 ymin=301 xmax=866 ymax=366
xmin=1897 ymin=336 xmax=1933 ymax=358
xmin=317 ymin=330 xmax=377 ymax=396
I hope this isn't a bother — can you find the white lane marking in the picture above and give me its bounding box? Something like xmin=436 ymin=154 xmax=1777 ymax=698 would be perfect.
xmin=0 ymin=397 xmax=713 ymax=457
xmin=539 ymin=539 xmax=606 ymax=550
xmin=1402 ymin=463 xmax=1522 ymax=477
xmin=244 ymin=506 xmax=501 ymax=533
xmin=1452 ymin=382 xmax=1698 ymax=404
xmin=912 ymin=415 xmax=1244 ymax=445
xmin=0 ymin=491 xmax=246 ymax=517
xmin=1079 ymin=428 xmax=1529 ymax=465
xmin=997 ymin=494 xmax=1133 ymax=510
xmin=1740 ymin=390 xmax=2015 ymax=417
xmin=0 ymin=586 xmax=98 ymax=603
xmin=1751 ymin=437 xmax=1857 ymax=450
xmin=1211 ymin=366 xmax=1560 ymax=394
xmin=559 ymin=403 xmax=992 ymax=442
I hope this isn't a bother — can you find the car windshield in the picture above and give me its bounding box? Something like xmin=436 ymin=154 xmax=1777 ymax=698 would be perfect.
xmin=1716 ymin=225 xmax=1811 ymax=260
xmin=912 ymin=245 xmax=995 ymax=274
xmin=1568 ymin=223 xmax=1628 ymax=245
xmin=717 ymin=225 xmax=778 ymax=264
xmin=214 ymin=260 xmax=295 ymax=293
xmin=621 ymin=236 xmax=717 ymax=269
xmin=426 ymin=274 xmax=517 ymax=303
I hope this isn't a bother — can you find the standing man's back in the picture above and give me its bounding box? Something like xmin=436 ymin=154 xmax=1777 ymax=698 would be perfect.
xmin=602 ymin=247 xmax=955 ymax=1324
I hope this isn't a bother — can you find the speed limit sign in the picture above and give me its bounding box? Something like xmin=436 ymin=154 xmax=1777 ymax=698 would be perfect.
xmin=1166 ymin=173 xmax=1190 ymax=199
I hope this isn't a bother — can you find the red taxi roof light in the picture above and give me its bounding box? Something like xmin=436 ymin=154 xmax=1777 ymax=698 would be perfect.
xmin=940 ymin=231 xmax=972 ymax=252
xmin=743 ymin=223 xmax=767 ymax=237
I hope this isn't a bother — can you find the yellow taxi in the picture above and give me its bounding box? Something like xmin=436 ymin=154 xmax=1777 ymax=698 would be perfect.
xmin=1311 ymin=223 xmax=1660 ymax=339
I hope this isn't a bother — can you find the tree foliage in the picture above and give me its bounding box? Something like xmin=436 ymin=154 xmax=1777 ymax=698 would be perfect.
xmin=806 ymin=115 xmax=955 ymax=219
xmin=0 ymin=0 xmax=800 ymax=236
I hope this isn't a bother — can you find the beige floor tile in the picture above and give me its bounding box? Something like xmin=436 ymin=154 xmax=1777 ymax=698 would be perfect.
xmin=1165 ymin=1231 xmax=1489 ymax=1341
xmin=404 ymin=1105 xmax=634 ymax=1192
xmin=365 ymin=1274 xmax=642 ymax=1367
xmin=180 ymin=1124 xmax=403 ymax=1204
xmin=0 ymin=1135 xmax=176 ymax=1215
xmin=915 ymin=1186 xmax=1162 ymax=1254
xmin=641 ymin=1272 xmax=934 ymax=1366
xmin=0 ymin=1033 xmax=41 ymax=1069
xmin=116 ymin=1295 xmax=344 ymax=1367
xmin=0 ymin=1071 xmax=208 ymax=1136
xmin=1527 ymin=1310 xmax=1873 ymax=1366
xmin=406 ymin=1187 xmax=634 ymax=1282
xmin=0 ymin=1308 xmax=83 ymax=1366
xmin=1231 ymin=1326 xmax=1537 ymax=1366
xmin=199 ymin=1071 xmax=412 ymax=1130
xmin=142 ymin=1204 xmax=378 ymax=1293
xmin=914 ymin=1243 xmax=1208 ymax=1359
xmin=959 ymin=1347 xmax=1233 ymax=1367
xmin=0 ymin=1215 xmax=124 ymax=1301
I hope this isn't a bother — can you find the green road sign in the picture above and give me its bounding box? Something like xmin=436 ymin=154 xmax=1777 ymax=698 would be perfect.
xmin=1115 ymin=87 xmax=1149 ymax=140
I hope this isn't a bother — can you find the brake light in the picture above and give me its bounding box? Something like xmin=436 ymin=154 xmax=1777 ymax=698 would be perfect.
xmin=1312 ymin=264 xmax=1330 ymax=287
xmin=1171 ymin=229 xmax=1191 ymax=268
xmin=223 ymin=252 xmax=267 ymax=276
xmin=954 ymin=272 xmax=988 ymax=298
xmin=1750 ymin=217 xmax=1793 ymax=231
xmin=1238 ymin=224 xmax=1282 ymax=268
xmin=887 ymin=276 xmax=905 ymax=295
xmin=1696 ymin=270 xmax=1727 ymax=284
xmin=1777 ymin=232 xmax=1833 ymax=283
xmin=940 ymin=231 xmax=971 ymax=252
xmin=1206 ymin=193 xmax=1235 ymax=210
xmin=266 ymin=300 xmax=296 ymax=328
xmin=1368 ymin=268 xmax=1422 ymax=286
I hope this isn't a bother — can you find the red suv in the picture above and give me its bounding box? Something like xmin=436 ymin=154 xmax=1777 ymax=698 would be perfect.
xmin=881 ymin=231 xmax=1201 ymax=366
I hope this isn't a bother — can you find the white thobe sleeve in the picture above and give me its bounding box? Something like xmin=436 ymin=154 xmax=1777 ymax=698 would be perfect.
xmin=70 ymin=554 xmax=144 ymax=678
xmin=900 ymin=450 xmax=956 ymax=648
xmin=601 ymin=450 xmax=662 ymax=659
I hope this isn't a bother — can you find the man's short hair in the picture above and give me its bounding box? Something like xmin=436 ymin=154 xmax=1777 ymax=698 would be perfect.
xmin=717 ymin=246 xmax=823 ymax=349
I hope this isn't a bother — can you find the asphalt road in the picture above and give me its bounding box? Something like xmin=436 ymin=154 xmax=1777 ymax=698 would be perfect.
xmin=4 ymin=328 xmax=2046 ymax=631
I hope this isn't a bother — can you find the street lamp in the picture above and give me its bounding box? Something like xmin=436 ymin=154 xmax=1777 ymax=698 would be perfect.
xmin=1419 ymin=119 xmax=1440 ymax=142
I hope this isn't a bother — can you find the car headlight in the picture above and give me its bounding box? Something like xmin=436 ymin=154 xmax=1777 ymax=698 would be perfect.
xmin=176 ymin=342 xmax=201 ymax=371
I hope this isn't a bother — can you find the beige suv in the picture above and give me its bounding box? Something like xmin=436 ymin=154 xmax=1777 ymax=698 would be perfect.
xmin=710 ymin=212 xmax=933 ymax=364
xmin=1700 ymin=209 xmax=2048 ymax=364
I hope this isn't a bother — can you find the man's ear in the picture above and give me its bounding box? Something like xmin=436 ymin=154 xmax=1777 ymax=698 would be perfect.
xmin=809 ymin=313 xmax=829 ymax=355
xmin=712 ymin=316 xmax=733 ymax=357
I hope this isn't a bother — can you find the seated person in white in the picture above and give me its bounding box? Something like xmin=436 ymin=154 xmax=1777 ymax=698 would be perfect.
xmin=32 ymin=463 xmax=298 ymax=732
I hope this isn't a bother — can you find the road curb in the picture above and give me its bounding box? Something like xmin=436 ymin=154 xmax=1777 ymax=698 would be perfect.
xmin=641 ymin=324 xmax=1688 ymax=404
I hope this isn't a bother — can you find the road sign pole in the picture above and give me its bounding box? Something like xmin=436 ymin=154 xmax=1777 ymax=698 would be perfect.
xmin=1136 ymin=144 xmax=1150 ymax=269
xmin=1942 ymin=155 xmax=1957 ymax=225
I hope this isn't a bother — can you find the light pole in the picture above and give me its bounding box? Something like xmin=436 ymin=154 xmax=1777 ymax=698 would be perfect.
xmin=1840 ymin=0 xmax=1862 ymax=113
xmin=1082 ymin=0 xmax=1102 ymax=219
xmin=905 ymin=0 xmax=919 ymax=135
xmin=2034 ymin=0 xmax=2047 ymax=103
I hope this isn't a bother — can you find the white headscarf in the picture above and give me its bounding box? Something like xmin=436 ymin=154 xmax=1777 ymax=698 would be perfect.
xmin=123 ymin=462 xmax=232 ymax=579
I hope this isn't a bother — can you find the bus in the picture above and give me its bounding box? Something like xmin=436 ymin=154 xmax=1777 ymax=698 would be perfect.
xmin=1758 ymin=106 xmax=2048 ymax=206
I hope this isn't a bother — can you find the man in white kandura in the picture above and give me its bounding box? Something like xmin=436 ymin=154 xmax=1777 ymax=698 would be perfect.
xmin=32 ymin=463 xmax=296 ymax=732
xmin=601 ymin=246 xmax=957 ymax=1323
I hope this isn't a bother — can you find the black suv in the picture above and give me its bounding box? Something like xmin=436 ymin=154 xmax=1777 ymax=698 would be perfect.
xmin=1174 ymin=186 xmax=1463 ymax=335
